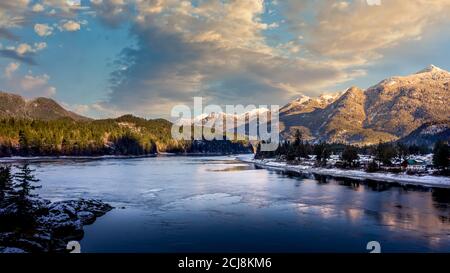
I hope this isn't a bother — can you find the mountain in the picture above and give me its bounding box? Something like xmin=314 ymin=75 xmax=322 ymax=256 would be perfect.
xmin=0 ymin=91 xmax=90 ymax=121
xmin=280 ymin=92 xmax=343 ymax=116
xmin=176 ymin=108 xmax=271 ymax=135
xmin=398 ymin=120 xmax=450 ymax=148
xmin=363 ymin=65 xmax=449 ymax=137
xmin=280 ymin=65 xmax=450 ymax=145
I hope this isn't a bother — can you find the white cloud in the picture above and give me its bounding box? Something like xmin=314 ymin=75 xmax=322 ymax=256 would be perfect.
xmin=0 ymin=1 xmax=29 ymax=30
xmin=14 ymin=42 xmax=47 ymax=55
xmin=4 ymin=62 xmax=20 ymax=78
xmin=1 ymin=64 xmax=57 ymax=98
xmin=34 ymin=23 xmax=54 ymax=36
xmin=19 ymin=73 xmax=56 ymax=97
xmin=59 ymin=20 xmax=81 ymax=32
xmin=15 ymin=43 xmax=33 ymax=55
xmin=283 ymin=0 xmax=450 ymax=66
xmin=35 ymin=42 xmax=47 ymax=51
xmin=32 ymin=3 xmax=45 ymax=12
xmin=42 ymin=0 xmax=85 ymax=13
xmin=0 ymin=42 xmax=47 ymax=65
xmin=62 ymin=101 xmax=127 ymax=118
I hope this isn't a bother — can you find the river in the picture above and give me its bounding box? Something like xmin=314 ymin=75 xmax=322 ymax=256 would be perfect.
xmin=29 ymin=155 xmax=450 ymax=252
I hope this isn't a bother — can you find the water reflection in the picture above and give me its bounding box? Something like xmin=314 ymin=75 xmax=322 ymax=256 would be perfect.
xmin=246 ymin=167 xmax=450 ymax=250
xmin=206 ymin=165 xmax=255 ymax=172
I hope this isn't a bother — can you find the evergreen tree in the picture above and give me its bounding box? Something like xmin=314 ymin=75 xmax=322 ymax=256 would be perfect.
xmin=396 ymin=143 xmax=410 ymax=161
xmin=18 ymin=129 xmax=29 ymax=156
xmin=375 ymin=141 xmax=396 ymax=166
xmin=11 ymin=164 xmax=41 ymax=220
xmin=433 ymin=141 xmax=449 ymax=171
xmin=293 ymin=129 xmax=302 ymax=147
xmin=314 ymin=142 xmax=330 ymax=166
xmin=342 ymin=146 xmax=359 ymax=167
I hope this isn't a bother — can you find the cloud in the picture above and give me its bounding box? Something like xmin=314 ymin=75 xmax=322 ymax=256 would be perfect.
xmin=32 ymin=3 xmax=45 ymax=12
xmin=34 ymin=23 xmax=54 ymax=36
xmin=0 ymin=42 xmax=47 ymax=65
xmin=1 ymin=63 xmax=57 ymax=98
xmin=89 ymin=0 xmax=130 ymax=28
xmin=0 ymin=1 xmax=29 ymax=30
xmin=62 ymin=101 xmax=127 ymax=119
xmin=0 ymin=1 xmax=30 ymax=12
xmin=4 ymin=62 xmax=20 ymax=78
xmin=3 ymin=0 xmax=450 ymax=119
xmin=14 ymin=42 xmax=47 ymax=55
xmin=0 ymin=28 xmax=19 ymax=41
xmin=92 ymin=0 xmax=361 ymax=117
xmin=59 ymin=20 xmax=81 ymax=31
xmin=42 ymin=0 xmax=87 ymax=14
xmin=282 ymin=0 xmax=450 ymax=65
xmin=16 ymin=73 xmax=56 ymax=97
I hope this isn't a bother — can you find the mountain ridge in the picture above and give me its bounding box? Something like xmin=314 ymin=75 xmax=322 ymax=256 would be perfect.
xmin=280 ymin=65 xmax=450 ymax=145
xmin=398 ymin=120 xmax=450 ymax=148
xmin=0 ymin=91 xmax=91 ymax=121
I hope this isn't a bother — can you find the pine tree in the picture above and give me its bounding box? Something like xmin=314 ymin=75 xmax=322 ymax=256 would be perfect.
xmin=342 ymin=146 xmax=359 ymax=167
xmin=293 ymin=129 xmax=302 ymax=147
xmin=375 ymin=141 xmax=396 ymax=166
xmin=313 ymin=142 xmax=331 ymax=165
xmin=18 ymin=129 xmax=29 ymax=156
xmin=433 ymin=141 xmax=449 ymax=171
xmin=314 ymin=142 xmax=330 ymax=165
xmin=396 ymin=143 xmax=410 ymax=161
xmin=11 ymin=164 xmax=41 ymax=219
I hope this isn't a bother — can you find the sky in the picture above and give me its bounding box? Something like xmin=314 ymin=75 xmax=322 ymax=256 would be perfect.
xmin=1 ymin=0 xmax=450 ymax=119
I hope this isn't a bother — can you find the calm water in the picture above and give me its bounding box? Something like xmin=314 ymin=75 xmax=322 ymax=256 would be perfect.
xmin=31 ymin=156 xmax=450 ymax=253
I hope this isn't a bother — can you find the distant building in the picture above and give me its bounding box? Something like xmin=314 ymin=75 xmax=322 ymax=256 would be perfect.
xmin=401 ymin=159 xmax=427 ymax=172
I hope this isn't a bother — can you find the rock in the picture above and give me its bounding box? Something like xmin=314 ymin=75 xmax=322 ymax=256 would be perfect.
xmin=77 ymin=211 xmax=96 ymax=225
xmin=0 ymin=198 xmax=113 ymax=253
xmin=14 ymin=239 xmax=45 ymax=252
xmin=0 ymin=247 xmax=27 ymax=253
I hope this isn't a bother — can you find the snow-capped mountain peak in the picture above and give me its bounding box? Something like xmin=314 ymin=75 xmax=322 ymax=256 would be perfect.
xmin=415 ymin=64 xmax=447 ymax=74
xmin=293 ymin=95 xmax=311 ymax=104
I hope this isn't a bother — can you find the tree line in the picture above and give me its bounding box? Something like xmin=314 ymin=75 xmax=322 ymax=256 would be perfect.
xmin=256 ymin=130 xmax=449 ymax=174
xmin=0 ymin=116 xmax=252 ymax=157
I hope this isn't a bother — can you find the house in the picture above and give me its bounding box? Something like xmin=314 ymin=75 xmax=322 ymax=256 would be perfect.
xmin=401 ymin=159 xmax=427 ymax=172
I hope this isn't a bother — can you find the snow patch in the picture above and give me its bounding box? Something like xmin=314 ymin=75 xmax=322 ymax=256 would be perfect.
xmin=246 ymin=159 xmax=450 ymax=188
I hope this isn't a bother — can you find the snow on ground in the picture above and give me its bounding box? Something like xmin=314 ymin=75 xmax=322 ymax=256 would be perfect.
xmin=240 ymin=156 xmax=450 ymax=188
xmin=235 ymin=154 xmax=256 ymax=163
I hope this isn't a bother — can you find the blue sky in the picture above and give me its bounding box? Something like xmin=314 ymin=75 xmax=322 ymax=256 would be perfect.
xmin=1 ymin=0 xmax=449 ymax=118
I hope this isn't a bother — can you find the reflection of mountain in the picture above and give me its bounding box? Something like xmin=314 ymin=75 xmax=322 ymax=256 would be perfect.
xmin=0 ymin=91 xmax=90 ymax=121
xmin=280 ymin=65 xmax=450 ymax=145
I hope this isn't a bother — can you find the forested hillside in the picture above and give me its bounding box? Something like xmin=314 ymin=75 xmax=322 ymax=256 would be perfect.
xmin=0 ymin=115 xmax=251 ymax=157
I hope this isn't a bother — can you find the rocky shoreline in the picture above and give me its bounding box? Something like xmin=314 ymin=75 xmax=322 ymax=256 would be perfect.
xmin=0 ymin=198 xmax=112 ymax=253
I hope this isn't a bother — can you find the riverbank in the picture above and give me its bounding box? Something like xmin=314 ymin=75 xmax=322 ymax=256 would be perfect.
xmin=0 ymin=198 xmax=112 ymax=253
xmin=237 ymin=155 xmax=450 ymax=188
